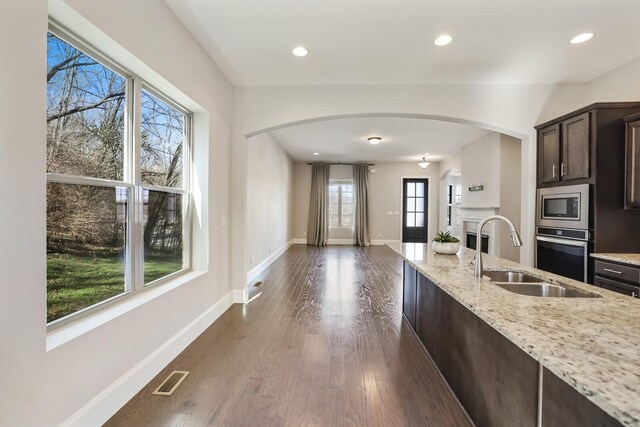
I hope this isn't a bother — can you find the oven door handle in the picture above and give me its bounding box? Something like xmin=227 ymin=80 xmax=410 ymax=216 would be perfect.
xmin=535 ymin=235 xmax=588 ymax=247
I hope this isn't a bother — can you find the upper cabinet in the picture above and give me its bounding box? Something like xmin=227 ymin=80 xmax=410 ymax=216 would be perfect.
xmin=536 ymin=103 xmax=640 ymax=189
xmin=625 ymin=113 xmax=640 ymax=209
xmin=537 ymin=112 xmax=590 ymax=185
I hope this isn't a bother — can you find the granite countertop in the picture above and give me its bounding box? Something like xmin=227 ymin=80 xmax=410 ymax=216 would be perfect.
xmin=592 ymin=253 xmax=640 ymax=267
xmin=386 ymin=242 xmax=640 ymax=426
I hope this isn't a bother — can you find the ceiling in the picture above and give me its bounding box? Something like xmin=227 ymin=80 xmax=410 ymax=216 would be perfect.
xmin=266 ymin=116 xmax=492 ymax=162
xmin=165 ymin=0 xmax=640 ymax=86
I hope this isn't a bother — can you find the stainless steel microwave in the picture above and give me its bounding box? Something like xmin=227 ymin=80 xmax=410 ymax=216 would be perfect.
xmin=536 ymin=184 xmax=590 ymax=230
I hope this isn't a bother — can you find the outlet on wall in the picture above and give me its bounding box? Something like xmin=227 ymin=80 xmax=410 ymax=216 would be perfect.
xmin=268 ymin=247 xmax=272 ymax=254
xmin=378 ymin=233 xmax=382 ymax=237
xmin=221 ymin=216 xmax=227 ymax=226
xmin=250 ymin=255 xmax=255 ymax=264
xmin=303 ymin=231 xmax=307 ymax=236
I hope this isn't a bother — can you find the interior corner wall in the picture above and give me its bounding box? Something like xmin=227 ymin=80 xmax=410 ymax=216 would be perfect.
xmin=292 ymin=161 xmax=440 ymax=243
xmin=246 ymin=133 xmax=294 ymax=276
xmin=497 ymin=134 xmax=522 ymax=262
xmin=0 ymin=0 xmax=234 ymax=425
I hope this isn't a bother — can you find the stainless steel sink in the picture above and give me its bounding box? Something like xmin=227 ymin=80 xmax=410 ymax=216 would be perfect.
xmin=483 ymin=270 xmax=541 ymax=283
xmin=494 ymin=282 xmax=597 ymax=298
xmin=484 ymin=270 xmax=599 ymax=298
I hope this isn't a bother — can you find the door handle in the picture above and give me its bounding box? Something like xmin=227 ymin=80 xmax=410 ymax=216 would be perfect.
xmin=603 ymin=268 xmax=622 ymax=275
xmin=552 ymin=164 xmax=556 ymax=178
xmin=561 ymin=163 xmax=566 ymax=177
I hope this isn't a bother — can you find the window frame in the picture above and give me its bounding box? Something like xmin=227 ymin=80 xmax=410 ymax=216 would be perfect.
xmin=329 ymin=179 xmax=354 ymax=229
xmin=46 ymin=22 xmax=193 ymax=330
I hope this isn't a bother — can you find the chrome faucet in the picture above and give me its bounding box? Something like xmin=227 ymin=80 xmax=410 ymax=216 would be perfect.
xmin=473 ymin=215 xmax=523 ymax=278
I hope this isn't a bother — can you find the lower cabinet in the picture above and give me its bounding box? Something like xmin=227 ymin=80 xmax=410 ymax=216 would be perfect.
xmin=402 ymin=269 xmax=622 ymax=427
xmin=402 ymin=261 xmax=417 ymax=329
xmin=415 ymin=273 xmax=538 ymax=426
xmin=541 ymin=368 xmax=620 ymax=427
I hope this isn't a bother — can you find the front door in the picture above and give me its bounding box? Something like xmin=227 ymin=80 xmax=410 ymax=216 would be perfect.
xmin=402 ymin=179 xmax=428 ymax=243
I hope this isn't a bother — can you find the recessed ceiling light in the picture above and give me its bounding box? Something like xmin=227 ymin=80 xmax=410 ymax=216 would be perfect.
xmin=367 ymin=137 xmax=382 ymax=145
xmin=292 ymin=46 xmax=309 ymax=57
xmin=434 ymin=34 xmax=453 ymax=47
xmin=570 ymin=33 xmax=594 ymax=45
xmin=313 ymin=152 xmax=319 ymax=155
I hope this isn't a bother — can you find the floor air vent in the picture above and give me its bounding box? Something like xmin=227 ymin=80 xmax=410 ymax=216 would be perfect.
xmin=253 ymin=281 xmax=263 ymax=287
xmin=152 ymin=371 xmax=190 ymax=396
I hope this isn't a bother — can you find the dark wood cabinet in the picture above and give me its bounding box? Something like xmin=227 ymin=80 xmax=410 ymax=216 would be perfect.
xmin=536 ymin=103 xmax=640 ymax=254
xmin=403 ymin=267 xmax=624 ymax=426
xmin=561 ymin=112 xmax=590 ymax=181
xmin=625 ymin=115 xmax=640 ymax=209
xmin=415 ymin=273 xmax=538 ymax=426
xmin=537 ymin=113 xmax=590 ymax=185
xmin=538 ymin=124 xmax=561 ymax=183
xmin=402 ymin=261 xmax=417 ymax=329
xmin=541 ymin=367 xmax=622 ymax=427
xmin=594 ymin=259 xmax=640 ymax=298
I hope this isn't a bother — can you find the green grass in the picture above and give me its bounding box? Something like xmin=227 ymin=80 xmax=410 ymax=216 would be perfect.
xmin=47 ymin=252 xmax=182 ymax=323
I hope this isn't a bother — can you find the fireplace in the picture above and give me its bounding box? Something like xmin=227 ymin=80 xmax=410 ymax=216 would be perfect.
xmin=458 ymin=207 xmax=499 ymax=256
xmin=466 ymin=231 xmax=489 ymax=254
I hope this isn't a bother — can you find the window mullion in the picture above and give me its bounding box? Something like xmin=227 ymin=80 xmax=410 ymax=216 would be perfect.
xmin=130 ymin=78 xmax=144 ymax=291
xmin=338 ymin=185 xmax=343 ymax=227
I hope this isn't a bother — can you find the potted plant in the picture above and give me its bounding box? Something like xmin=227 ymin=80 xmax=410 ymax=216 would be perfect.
xmin=432 ymin=231 xmax=460 ymax=255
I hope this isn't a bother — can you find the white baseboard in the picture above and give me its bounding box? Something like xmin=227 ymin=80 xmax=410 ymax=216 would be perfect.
xmin=232 ymin=288 xmax=248 ymax=303
xmin=327 ymin=239 xmax=355 ymax=245
xmin=291 ymin=238 xmax=400 ymax=246
xmin=60 ymin=292 xmax=234 ymax=427
xmin=246 ymin=240 xmax=293 ymax=285
xmin=371 ymin=239 xmax=400 ymax=246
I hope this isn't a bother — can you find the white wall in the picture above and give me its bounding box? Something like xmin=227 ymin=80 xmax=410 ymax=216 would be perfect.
xmin=246 ymin=133 xmax=294 ymax=275
xmin=0 ymin=0 xmax=234 ymax=425
xmin=460 ymin=133 xmax=502 ymax=208
xmin=292 ymin=161 xmax=439 ymax=243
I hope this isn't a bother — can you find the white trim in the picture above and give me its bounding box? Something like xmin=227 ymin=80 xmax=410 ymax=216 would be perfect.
xmin=59 ymin=291 xmax=234 ymax=427
xmin=232 ymin=288 xmax=248 ymax=303
xmin=371 ymin=239 xmax=400 ymax=246
xmin=246 ymin=240 xmax=293 ymax=285
xmin=327 ymin=239 xmax=355 ymax=245
xmin=292 ymin=238 xmax=307 ymax=244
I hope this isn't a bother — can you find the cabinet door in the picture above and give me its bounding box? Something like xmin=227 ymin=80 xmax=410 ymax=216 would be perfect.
xmin=561 ymin=112 xmax=590 ymax=181
xmin=625 ymin=119 xmax=640 ymax=209
xmin=402 ymin=261 xmax=417 ymax=329
xmin=538 ymin=124 xmax=561 ymax=184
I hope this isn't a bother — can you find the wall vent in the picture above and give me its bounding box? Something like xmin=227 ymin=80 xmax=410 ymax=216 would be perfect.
xmin=152 ymin=370 xmax=190 ymax=396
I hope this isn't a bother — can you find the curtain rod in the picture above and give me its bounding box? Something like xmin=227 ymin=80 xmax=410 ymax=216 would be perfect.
xmin=305 ymin=162 xmax=376 ymax=166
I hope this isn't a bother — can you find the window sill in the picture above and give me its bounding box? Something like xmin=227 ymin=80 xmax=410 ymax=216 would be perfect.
xmin=46 ymin=269 xmax=205 ymax=351
xmin=329 ymin=226 xmax=354 ymax=230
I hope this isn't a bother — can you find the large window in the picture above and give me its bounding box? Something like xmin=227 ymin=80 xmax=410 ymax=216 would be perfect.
xmin=329 ymin=180 xmax=354 ymax=228
xmin=46 ymin=25 xmax=191 ymax=326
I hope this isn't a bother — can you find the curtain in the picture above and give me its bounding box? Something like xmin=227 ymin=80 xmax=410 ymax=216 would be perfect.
xmin=353 ymin=162 xmax=371 ymax=247
xmin=307 ymin=163 xmax=330 ymax=246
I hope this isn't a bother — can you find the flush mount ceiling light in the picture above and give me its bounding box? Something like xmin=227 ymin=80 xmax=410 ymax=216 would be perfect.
xmin=292 ymin=46 xmax=309 ymax=57
xmin=434 ymin=34 xmax=453 ymax=47
xmin=570 ymin=33 xmax=594 ymax=44
xmin=418 ymin=156 xmax=430 ymax=169
xmin=313 ymin=152 xmax=319 ymax=155
xmin=367 ymin=137 xmax=382 ymax=145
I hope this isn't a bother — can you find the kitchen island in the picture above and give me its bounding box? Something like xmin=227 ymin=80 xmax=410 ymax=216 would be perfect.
xmin=387 ymin=242 xmax=639 ymax=427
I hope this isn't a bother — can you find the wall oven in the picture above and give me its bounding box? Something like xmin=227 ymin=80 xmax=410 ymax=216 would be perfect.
xmin=535 ymin=184 xmax=592 ymax=283
xmin=536 ymin=184 xmax=590 ymax=230
xmin=535 ymin=227 xmax=591 ymax=283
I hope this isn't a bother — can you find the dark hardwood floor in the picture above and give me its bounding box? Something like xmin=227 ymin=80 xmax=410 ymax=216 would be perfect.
xmin=106 ymin=245 xmax=471 ymax=426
